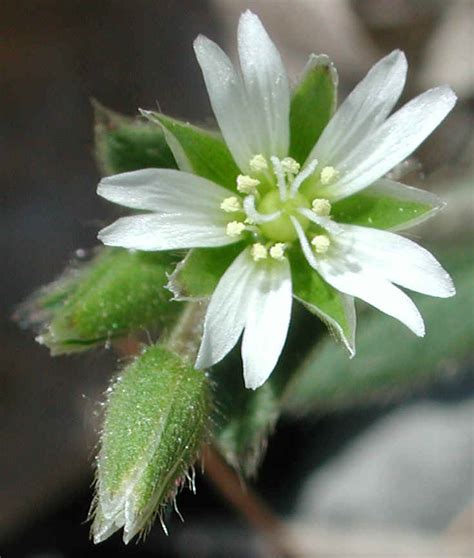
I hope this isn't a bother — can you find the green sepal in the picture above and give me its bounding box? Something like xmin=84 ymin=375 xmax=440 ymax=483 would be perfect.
xmin=284 ymin=249 xmax=473 ymax=414
xmin=290 ymin=249 xmax=355 ymax=355
xmin=21 ymin=248 xmax=181 ymax=354
xmin=142 ymin=111 xmax=240 ymax=189
xmin=332 ymin=179 xmax=444 ymax=231
xmin=91 ymin=344 xmax=211 ymax=543
xmin=93 ymin=100 xmax=177 ymax=175
xmin=289 ymin=54 xmax=338 ymax=165
xmin=168 ymin=244 xmax=243 ymax=300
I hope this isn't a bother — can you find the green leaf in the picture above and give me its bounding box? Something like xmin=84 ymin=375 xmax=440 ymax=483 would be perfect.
xmin=332 ymin=179 xmax=443 ymax=231
xmin=290 ymin=249 xmax=355 ymax=355
xmin=143 ymin=111 xmax=240 ymax=188
xmin=211 ymin=360 xmax=279 ymax=477
xmin=168 ymin=244 xmax=243 ymax=300
xmin=91 ymin=344 xmax=211 ymax=543
xmin=289 ymin=54 xmax=338 ymax=165
xmin=20 ymin=248 xmax=181 ymax=354
xmin=93 ymin=101 xmax=177 ymax=175
xmin=284 ymin=251 xmax=474 ymax=414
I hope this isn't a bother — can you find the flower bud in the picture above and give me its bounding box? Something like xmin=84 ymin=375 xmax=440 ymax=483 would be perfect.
xmin=91 ymin=344 xmax=211 ymax=543
xmin=16 ymin=248 xmax=181 ymax=354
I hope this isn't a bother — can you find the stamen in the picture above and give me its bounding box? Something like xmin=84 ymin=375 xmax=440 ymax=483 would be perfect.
xmin=269 ymin=243 xmax=286 ymax=261
xmin=290 ymin=158 xmax=318 ymax=196
xmin=226 ymin=221 xmax=246 ymax=237
xmin=298 ymin=207 xmax=342 ymax=235
xmin=311 ymin=234 xmax=331 ymax=254
xmin=270 ymin=156 xmax=288 ymax=201
xmin=251 ymin=243 xmax=268 ymax=261
xmin=220 ymin=196 xmax=241 ymax=213
xmin=281 ymin=157 xmax=300 ymax=176
xmin=243 ymin=195 xmax=281 ymax=224
xmin=249 ymin=154 xmax=268 ymax=172
xmin=320 ymin=166 xmax=340 ymax=185
xmin=237 ymin=174 xmax=260 ymax=194
xmin=311 ymin=198 xmax=331 ymax=217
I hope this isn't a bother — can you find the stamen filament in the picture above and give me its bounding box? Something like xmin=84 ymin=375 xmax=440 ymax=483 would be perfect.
xmin=270 ymin=156 xmax=288 ymax=201
xmin=290 ymin=158 xmax=318 ymax=196
xmin=298 ymin=207 xmax=342 ymax=235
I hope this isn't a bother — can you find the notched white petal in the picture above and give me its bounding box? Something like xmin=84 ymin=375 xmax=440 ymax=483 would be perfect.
xmin=238 ymin=10 xmax=290 ymax=159
xmin=327 ymin=85 xmax=457 ymax=200
xmin=195 ymin=248 xmax=254 ymax=370
xmin=308 ymin=49 xmax=408 ymax=169
xmin=335 ymin=224 xmax=456 ymax=298
xmin=242 ymin=257 xmax=292 ymax=389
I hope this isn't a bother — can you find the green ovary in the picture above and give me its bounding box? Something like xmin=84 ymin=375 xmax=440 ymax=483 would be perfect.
xmin=258 ymin=191 xmax=310 ymax=242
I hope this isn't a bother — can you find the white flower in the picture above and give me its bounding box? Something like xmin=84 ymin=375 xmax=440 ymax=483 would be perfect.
xmin=97 ymin=11 xmax=456 ymax=389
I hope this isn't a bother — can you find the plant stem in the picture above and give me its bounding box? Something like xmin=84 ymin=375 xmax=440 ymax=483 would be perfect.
xmin=203 ymin=445 xmax=296 ymax=558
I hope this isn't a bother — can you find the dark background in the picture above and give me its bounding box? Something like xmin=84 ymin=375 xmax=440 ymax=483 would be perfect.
xmin=1 ymin=1 xmax=473 ymax=556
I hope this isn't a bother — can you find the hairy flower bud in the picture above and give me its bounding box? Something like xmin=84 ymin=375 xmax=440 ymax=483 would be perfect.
xmin=91 ymin=344 xmax=211 ymax=543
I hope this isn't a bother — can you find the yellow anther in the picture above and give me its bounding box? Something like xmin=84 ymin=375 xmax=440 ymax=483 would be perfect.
xmin=311 ymin=235 xmax=331 ymax=254
xmin=251 ymin=243 xmax=268 ymax=261
xmin=311 ymin=198 xmax=332 ymax=217
xmin=237 ymin=174 xmax=260 ymax=194
xmin=244 ymin=216 xmax=256 ymax=225
xmin=281 ymin=157 xmax=300 ymax=176
xmin=320 ymin=166 xmax=340 ymax=185
xmin=249 ymin=154 xmax=268 ymax=172
xmin=269 ymin=243 xmax=286 ymax=261
xmin=220 ymin=196 xmax=241 ymax=213
xmin=226 ymin=221 xmax=246 ymax=237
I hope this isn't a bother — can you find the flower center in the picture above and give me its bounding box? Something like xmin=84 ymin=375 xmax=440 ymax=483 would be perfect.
xmin=222 ymin=155 xmax=336 ymax=257
xmin=258 ymin=190 xmax=310 ymax=242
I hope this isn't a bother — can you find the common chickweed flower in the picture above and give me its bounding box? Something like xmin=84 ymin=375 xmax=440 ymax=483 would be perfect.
xmin=97 ymin=11 xmax=456 ymax=389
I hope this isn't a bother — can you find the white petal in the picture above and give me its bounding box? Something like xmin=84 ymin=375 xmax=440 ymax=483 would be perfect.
xmin=291 ymin=216 xmax=425 ymax=336
xmin=317 ymin=258 xmax=426 ymax=337
xmin=98 ymin=169 xmax=231 ymax=214
xmin=242 ymin=257 xmax=292 ymax=389
xmin=308 ymin=50 xmax=407 ymax=168
xmin=237 ymin=10 xmax=290 ymax=160
xmin=334 ymin=224 xmax=455 ymax=297
xmin=195 ymin=248 xmax=255 ymax=369
xmin=98 ymin=213 xmax=233 ymax=251
xmin=366 ymin=178 xmax=445 ymax=231
xmin=194 ymin=35 xmax=254 ymax=172
xmin=325 ymin=86 xmax=456 ymax=200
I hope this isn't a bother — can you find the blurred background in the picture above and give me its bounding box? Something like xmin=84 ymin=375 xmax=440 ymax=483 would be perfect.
xmin=1 ymin=1 xmax=473 ymax=556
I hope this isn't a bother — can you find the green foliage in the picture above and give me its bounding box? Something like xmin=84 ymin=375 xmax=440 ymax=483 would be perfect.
xmin=168 ymin=244 xmax=243 ymax=299
xmin=143 ymin=112 xmax=240 ymax=188
xmin=93 ymin=101 xmax=177 ymax=175
xmin=284 ymin=251 xmax=474 ymax=413
xmin=211 ymin=360 xmax=280 ymax=477
xmin=289 ymin=54 xmax=338 ymax=164
xmin=20 ymin=249 xmax=180 ymax=354
xmin=92 ymin=345 xmax=211 ymax=543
